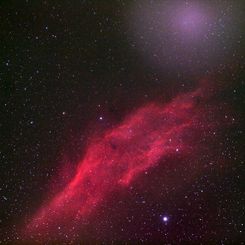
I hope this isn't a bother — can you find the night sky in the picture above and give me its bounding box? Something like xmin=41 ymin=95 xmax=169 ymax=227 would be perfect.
xmin=1 ymin=1 xmax=245 ymax=244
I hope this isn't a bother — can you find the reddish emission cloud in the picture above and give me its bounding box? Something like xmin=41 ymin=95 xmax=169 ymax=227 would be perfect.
xmin=24 ymin=84 xmax=219 ymax=240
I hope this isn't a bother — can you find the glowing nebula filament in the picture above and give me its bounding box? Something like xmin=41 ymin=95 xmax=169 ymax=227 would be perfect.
xmin=24 ymin=83 xmax=219 ymax=241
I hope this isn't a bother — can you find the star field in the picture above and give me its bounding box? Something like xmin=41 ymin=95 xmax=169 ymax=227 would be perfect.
xmin=0 ymin=1 xmax=245 ymax=244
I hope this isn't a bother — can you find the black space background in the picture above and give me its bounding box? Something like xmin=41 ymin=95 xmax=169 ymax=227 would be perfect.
xmin=0 ymin=0 xmax=245 ymax=243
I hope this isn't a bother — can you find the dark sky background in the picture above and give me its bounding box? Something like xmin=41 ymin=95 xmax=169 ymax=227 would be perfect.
xmin=0 ymin=0 xmax=245 ymax=244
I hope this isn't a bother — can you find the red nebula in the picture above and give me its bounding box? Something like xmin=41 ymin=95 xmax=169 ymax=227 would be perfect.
xmin=23 ymin=84 xmax=217 ymax=240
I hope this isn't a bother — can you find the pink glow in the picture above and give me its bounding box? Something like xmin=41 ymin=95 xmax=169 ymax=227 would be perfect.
xmin=23 ymin=83 xmax=218 ymax=241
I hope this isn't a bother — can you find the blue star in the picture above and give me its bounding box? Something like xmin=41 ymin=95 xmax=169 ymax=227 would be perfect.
xmin=162 ymin=216 xmax=169 ymax=222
